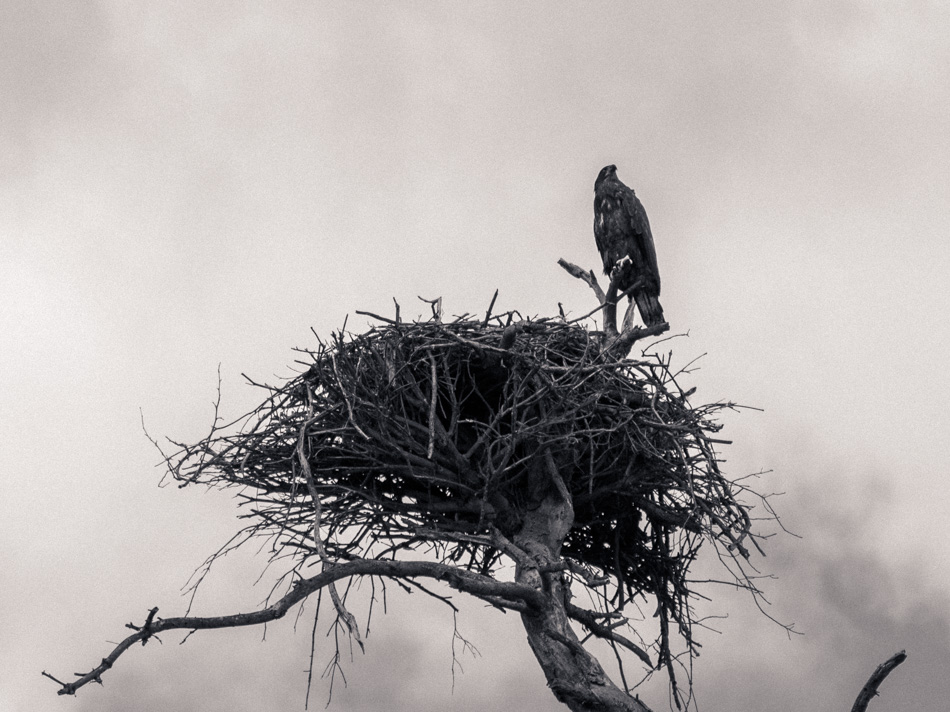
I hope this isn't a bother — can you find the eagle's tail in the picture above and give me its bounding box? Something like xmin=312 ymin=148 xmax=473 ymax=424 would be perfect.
xmin=634 ymin=292 xmax=665 ymax=328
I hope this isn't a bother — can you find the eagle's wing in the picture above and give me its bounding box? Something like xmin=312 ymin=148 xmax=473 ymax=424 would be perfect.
xmin=593 ymin=196 xmax=613 ymax=275
xmin=622 ymin=191 xmax=661 ymax=293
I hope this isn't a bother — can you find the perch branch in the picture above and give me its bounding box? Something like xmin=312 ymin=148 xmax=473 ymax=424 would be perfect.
xmin=558 ymin=258 xmax=669 ymax=347
xmin=602 ymin=278 xmax=622 ymax=336
xmin=557 ymin=257 xmax=620 ymax=335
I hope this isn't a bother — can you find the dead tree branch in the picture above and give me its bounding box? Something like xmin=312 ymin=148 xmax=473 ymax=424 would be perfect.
xmin=46 ymin=558 xmax=545 ymax=696
xmin=558 ymin=258 xmax=669 ymax=353
xmin=850 ymin=650 xmax=907 ymax=712
xmin=557 ymin=258 xmax=606 ymax=303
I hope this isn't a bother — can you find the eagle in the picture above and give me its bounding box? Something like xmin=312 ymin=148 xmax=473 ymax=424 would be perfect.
xmin=593 ymin=164 xmax=665 ymax=327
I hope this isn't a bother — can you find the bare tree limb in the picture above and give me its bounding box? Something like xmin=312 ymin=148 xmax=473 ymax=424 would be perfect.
xmin=354 ymin=309 xmax=399 ymax=325
xmin=606 ymin=320 xmax=670 ymax=357
xmin=602 ymin=279 xmax=622 ymax=336
xmin=850 ymin=650 xmax=907 ymax=712
xmin=558 ymin=258 xmax=607 ymax=304
xmin=558 ymin=258 xmax=625 ymax=336
xmin=45 ymin=558 xmax=545 ymax=696
xmin=558 ymin=258 xmax=669 ymax=351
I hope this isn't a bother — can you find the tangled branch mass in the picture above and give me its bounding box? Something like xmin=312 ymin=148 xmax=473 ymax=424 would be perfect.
xmin=167 ymin=306 xmax=760 ymax=669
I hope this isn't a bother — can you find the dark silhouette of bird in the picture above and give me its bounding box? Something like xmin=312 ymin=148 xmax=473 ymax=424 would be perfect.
xmin=593 ymin=164 xmax=665 ymax=327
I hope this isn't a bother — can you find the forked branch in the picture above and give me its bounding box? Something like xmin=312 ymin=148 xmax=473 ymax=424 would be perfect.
xmin=557 ymin=258 xmax=668 ymax=352
xmin=557 ymin=258 xmax=607 ymax=304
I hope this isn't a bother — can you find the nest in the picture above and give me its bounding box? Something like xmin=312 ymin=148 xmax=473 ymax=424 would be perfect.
xmin=167 ymin=307 xmax=761 ymax=673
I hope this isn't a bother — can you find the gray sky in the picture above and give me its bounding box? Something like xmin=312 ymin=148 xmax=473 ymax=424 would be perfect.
xmin=3 ymin=2 xmax=949 ymax=710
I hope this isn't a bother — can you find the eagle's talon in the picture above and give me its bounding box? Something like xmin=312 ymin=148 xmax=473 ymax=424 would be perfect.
xmin=610 ymin=256 xmax=633 ymax=283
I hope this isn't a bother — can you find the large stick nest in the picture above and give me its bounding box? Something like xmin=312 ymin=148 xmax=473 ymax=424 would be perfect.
xmin=167 ymin=308 xmax=761 ymax=663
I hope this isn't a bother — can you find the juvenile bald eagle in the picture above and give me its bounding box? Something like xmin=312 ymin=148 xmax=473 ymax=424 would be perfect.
xmin=594 ymin=165 xmax=665 ymax=327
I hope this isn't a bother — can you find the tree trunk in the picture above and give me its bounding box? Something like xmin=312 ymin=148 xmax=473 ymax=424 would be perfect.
xmin=513 ymin=461 xmax=653 ymax=712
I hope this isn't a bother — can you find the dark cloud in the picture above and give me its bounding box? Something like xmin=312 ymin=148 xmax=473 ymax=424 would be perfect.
xmin=689 ymin=473 xmax=950 ymax=710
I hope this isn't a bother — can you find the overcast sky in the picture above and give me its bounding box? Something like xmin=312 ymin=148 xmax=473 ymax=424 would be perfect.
xmin=3 ymin=2 xmax=949 ymax=710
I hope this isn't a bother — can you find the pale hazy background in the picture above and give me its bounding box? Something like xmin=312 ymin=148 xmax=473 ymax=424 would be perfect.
xmin=2 ymin=2 xmax=949 ymax=711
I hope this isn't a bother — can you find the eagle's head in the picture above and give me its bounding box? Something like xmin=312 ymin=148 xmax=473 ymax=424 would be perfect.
xmin=595 ymin=164 xmax=617 ymax=189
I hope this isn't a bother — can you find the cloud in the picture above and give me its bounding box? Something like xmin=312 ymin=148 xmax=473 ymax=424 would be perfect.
xmin=689 ymin=471 xmax=950 ymax=710
xmin=0 ymin=2 xmax=109 ymax=177
xmin=10 ymin=3 xmax=950 ymax=711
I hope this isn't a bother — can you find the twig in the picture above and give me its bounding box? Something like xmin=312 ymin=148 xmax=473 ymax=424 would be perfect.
xmin=602 ymin=278 xmax=621 ymax=336
xmin=606 ymin=320 xmax=670 ymax=357
xmin=419 ymin=296 xmax=443 ymax=321
xmin=557 ymin=258 xmax=606 ymax=303
xmin=328 ymin=353 xmax=370 ymax=440
xmin=427 ymin=352 xmax=438 ymax=459
xmin=297 ymin=394 xmax=364 ymax=652
xmin=355 ymin=310 xmax=399 ymax=325
xmin=483 ymin=289 xmax=499 ymax=327
xmin=559 ymin=257 xmax=668 ymax=348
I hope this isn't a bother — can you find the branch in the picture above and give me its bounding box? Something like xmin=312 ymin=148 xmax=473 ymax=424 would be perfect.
xmin=850 ymin=650 xmax=907 ymax=712
xmin=483 ymin=288 xmax=499 ymax=327
xmin=46 ymin=558 xmax=545 ymax=696
xmin=558 ymin=258 xmax=606 ymax=303
xmin=565 ymin=602 xmax=653 ymax=667
xmin=354 ymin=309 xmax=399 ymax=325
xmin=297 ymin=394 xmax=364 ymax=651
xmin=602 ymin=279 xmax=621 ymax=336
xmin=605 ymin=320 xmax=671 ymax=358
xmin=558 ymin=258 xmax=626 ymax=335
xmin=558 ymin=258 xmax=669 ymax=347
xmin=329 ymin=353 xmax=370 ymax=440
